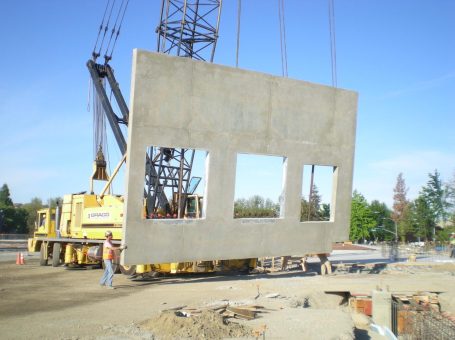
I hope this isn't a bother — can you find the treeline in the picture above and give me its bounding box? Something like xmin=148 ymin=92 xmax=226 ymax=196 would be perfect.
xmin=4 ymin=167 xmax=455 ymax=242
xmin=0 ymin=184 xmax=59 ymax=235
xmin=350 ymin=170 xmax=455 ymax=243
xmin=300 ymin=185 xmax=330 ymax=221
xmin=234 ymin=195 xmax=279 ymax=218
xmin=234 ymin=185 xmax=331 ymax=221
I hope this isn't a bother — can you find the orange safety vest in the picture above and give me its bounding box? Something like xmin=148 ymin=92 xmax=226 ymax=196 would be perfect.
xmin=103 ymin=241 xmax=114 ymax=260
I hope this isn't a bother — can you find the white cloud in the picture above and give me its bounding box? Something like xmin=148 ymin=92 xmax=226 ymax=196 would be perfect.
xmin=381 ymin=71 xmax=455 ymax=99
xmin=354 ymin=150 xmax=455 ymax=207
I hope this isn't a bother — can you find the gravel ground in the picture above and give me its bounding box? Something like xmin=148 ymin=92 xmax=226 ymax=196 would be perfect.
xmin=0 ymin=250 xmax=454 ymax=339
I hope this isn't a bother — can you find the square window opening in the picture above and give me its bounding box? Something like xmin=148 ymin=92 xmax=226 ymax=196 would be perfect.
xmin=142 ymin=146 xmax=208 ymax=220
xmin=234 ymin=153 xmax=286 ymax=219
xmin=301 ymin=165 xmax=336 ymax=222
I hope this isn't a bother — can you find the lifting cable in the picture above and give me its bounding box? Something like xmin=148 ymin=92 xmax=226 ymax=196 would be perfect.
xmin=92 ymin=0 xmax=116 ymax=61
xmin=92 ymin=0 xmax=112 ymax=60
xmin=278 ymin=0 xmax=288 ymax=77
xmin=92 ymin=78 xmax=108 ymax=160
xmin=91 ymin=0 xmax=130 ymax=63
xmin=104 ymin=0 xmax=130 ymax=63
xmin=328 ymin=0 xmax=337 ymax=87
xmin=235 ymin=0 xmax=241 ymax=67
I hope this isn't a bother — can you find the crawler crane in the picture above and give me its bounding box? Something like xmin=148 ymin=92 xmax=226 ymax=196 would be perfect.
xmin=28 ymin=0 xmax=256 ymax=275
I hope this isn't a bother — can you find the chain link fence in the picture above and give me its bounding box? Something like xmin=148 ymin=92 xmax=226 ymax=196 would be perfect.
xmin=380 ymin=242 xmax=452 ymax=262
xmin=0 ymin=234 xmax=29 ymax=240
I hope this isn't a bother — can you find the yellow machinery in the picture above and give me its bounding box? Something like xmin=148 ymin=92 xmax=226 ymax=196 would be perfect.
xmin=28 ymin=193 xmax=256 ymax=276
xmin=27 ymin=1 xmax=259 ymax=276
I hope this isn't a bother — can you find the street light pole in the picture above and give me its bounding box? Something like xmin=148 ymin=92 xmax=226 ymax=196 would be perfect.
xmin=372 ymin=214 xmax=399 ymax=262
xmin=381 ymin=217 xmax=398 ymax=243
xmin=372 ymin=212 xmax=398 ymax=243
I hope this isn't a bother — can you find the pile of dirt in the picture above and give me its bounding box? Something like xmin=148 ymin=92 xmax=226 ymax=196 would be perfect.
xmin=139 ymin=310 xmax=252 ymax=339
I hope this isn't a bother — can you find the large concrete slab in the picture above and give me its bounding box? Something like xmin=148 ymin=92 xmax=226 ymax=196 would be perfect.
xmin=122 ymin=50 xmax=358 ymax=265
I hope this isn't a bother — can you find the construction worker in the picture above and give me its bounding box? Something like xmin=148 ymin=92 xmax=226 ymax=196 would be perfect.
xmin=99 ymin=230 xmax=126 ymax=289
xmin=318 ymin=253 xmax=332 ymax=275
xmin=450 ymin=233 xmax=455 ymax=258
xmin=281 ymin=256 xmax=291 ymax=271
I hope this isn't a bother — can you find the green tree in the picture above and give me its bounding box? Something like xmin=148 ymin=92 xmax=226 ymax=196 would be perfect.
xmin=0 ymin=184 xmax=15 ymax=233
xmin=444 ymin=170 xmax=455 ymax=223
xmin=234 ymin=195 xmax=279 ymax=218
xmin=0 ymin=184 xmax=13 ymax=206
xmin=0 ymin=184 xmax=28 ymax=234
xmin=13 ymin=208 xmax=29 ymax=234
xmin=369 ymin=200 xmax=393 ymax=241
xmin=413 ymin=196 xmax=434 ymax=242
xmin=47 ymin=197 xmax=62 ymax=209
xmin=0 ymin=206 xmax=16 ymax=233
xmin=420 ymin=170 xmax=450 ymax=241
xmin=320 ymin=203 xmax=331 ymax=221
xmin=421 ymin=169 xmax=448 ymax=224
xmin=22 ymin=197 xmax=45 ymax=234
xmin=349 ymin=191 xmax=375 ymax=242
xmin=400 ymin=202 xmax=417 ymax=242
xmin=301 ymin=185 xmax=322 ymax=221
xmin=446 ymin=170 xmax=455 ymax=200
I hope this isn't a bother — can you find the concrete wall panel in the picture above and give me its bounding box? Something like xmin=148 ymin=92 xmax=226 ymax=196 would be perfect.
xmin=122 ymin=50 xmax=357 ymax=265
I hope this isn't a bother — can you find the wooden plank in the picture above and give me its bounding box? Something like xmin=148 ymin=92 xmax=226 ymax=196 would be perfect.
xmin=226 ymin=306 xmax=257 ymax=320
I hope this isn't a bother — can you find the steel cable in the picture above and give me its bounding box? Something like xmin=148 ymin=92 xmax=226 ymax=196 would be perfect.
xmin=92 ymin=0 xmax=112 ymax=60
xmin=96 ymin=0 xmax=116 ymax=61
xmin=105 ymin=0 xmax=130 ymax=63
xmin=328 ymin=0 xmax=337 ymax=87
xmin=236 ymin=0 xmax=241 ymax=67
xmin=278 ymin=0 xmax=288 ymax=77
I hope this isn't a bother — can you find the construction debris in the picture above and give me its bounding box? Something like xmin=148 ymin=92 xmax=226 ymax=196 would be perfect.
xmin=264 ymin=293 xmax=280 ymax=298
xmin=139 ymin=302 xmax=270 ymax=339
xmin=139 ymin=309 xmax=252 ymax=340
xmin=162 ymin=303 xmax=267 ymax=321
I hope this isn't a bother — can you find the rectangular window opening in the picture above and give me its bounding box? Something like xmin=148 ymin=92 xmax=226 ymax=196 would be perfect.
xmin=301 ymin=164 xmax=336 ymax=222
xmin=142 ymin=146 xmax=207 ymax=220
xmin=234 ymin=153 xmax=285 ymax=219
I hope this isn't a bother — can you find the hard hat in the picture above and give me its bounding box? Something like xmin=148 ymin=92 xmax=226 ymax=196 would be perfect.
xmin=105 ymin=230 xmax=113 ymax=237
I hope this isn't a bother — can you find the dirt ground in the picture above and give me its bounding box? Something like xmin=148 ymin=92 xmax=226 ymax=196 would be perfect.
xmin=1 ymin=253 xmax=455 ymax=340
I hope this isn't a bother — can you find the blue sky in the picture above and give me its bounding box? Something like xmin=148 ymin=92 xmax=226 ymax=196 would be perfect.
xmin=0 ymin=0 xmax=454 ymax=208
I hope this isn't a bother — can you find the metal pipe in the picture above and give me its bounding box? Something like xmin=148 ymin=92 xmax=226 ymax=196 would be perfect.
xmin=100 ymin=153 xmax=127 ymax=198
xmin=157 ymin=0 xmax=166 ymax=51
xmin=188 ymin=0 xmax=200 ymax=59
xmin=307 ymin=165 xmax=315 ymax=221
xmin=211 ymin=0 xmax=222 ymax=62
xmin=176 ymin=0 xmax=188 ymax=57
xmin=177 ymin=148 xmax=185 ymax=218
xmin=55 ymin=202 xmax=61 ymax=238
xmin=105 ymin=65 xmax=129 ymax=123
